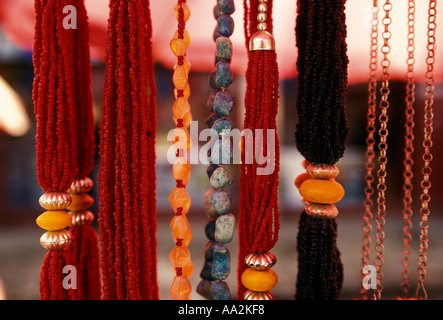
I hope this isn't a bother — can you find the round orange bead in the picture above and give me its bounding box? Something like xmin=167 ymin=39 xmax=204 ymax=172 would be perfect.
xmin=299 ymin=179 xmax=345 ymax=204
xmin=294 ymin=172 xmax=312 ymax=189
xmin=67 ymin=193 xmax=94 ymax=212
xmin=172 ymin=157 xmax=191 ymax=186
xmin=168 ymin=187 xmax=191 ymax=215
xmin=170 ymin=214 xmax=190 ymax=239
xmin=36 ymin=210 xmax=72 ymax=231
xmin=241 ymin=268 xmax=278 ymax=292
xmin=170 ymin=275 xmax=192 ymax=300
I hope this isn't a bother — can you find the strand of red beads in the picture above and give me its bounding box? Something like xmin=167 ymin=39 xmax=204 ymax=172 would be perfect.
xmin=168 ymin=0 xmax=194 ymax=300
xmin=196 ymin=0 xmax=236 ymax=300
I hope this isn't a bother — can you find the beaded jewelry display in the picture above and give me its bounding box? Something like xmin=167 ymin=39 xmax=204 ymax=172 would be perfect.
xmin=98 ymin=0 xmax=158 ymax=299
xmin=294 ymin=0 xmax=349 ymax=300
xmin=196 ymin=0 xmax=236 ymax=301
xmin=238 ymin=0 xmax=280 ymax=300
xmin=168 ymin=0 xmax=194 ymax=300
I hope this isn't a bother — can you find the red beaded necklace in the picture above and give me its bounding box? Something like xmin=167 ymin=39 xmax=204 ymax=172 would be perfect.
xmin=98 ymin=0 xmax=158 ymax=300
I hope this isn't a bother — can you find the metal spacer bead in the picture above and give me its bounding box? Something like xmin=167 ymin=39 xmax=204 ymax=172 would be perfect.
xmin=68 ymin=177 xmax=94 ymax=194
xmin=306 ymin=163 xmax=340 ymax=180
xmin=302 ymin=159 xmax=311 ymax=169
xmin=257 ymin=22 xmax=267 ymax=32
xmin=40 ymin=229 xmax=73 ymax=251
xmin=69 ymin=210 xmax=95 ymax=228
xmin=245 ymin=251 xmax=276 ymax=270
xmin=243 ymin=290 xmax=275 ymax=300
xmin=258 ymin=0 xmax=268 ymax=3
xmin=39 ymin=192 xmax=72 ymax=211
xmin=305 ymin=202 xmax=339 ymax=220
xmin=258 ymin=3 xmax=268 ymax=13
xmin=249 ymin=30 xmax=275 ymax=51
xmin=257 ymin=12 xmax=267 ymax=23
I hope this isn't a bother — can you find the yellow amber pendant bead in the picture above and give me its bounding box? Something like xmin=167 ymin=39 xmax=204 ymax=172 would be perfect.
xmin=241 ymin=268 xmax=278 ymax=292
xmin=170 ymin=275 xmax=192 ymax=300
xmin=67 ymin=193 xmax=94 ymax=212
xmin=168 ymin=187 xmax=191 ymax=215
xmin=36 ymin=210 xmax=72 ymax=231
xmin=294 ymin=172 xmax=312 ymax=189
xmin=173 ymin=65 xmax=188 ymax=90
xmin=174 ymin=3 xmax=191 ymax=22
xmin=172 ymin=97 xmax=191 ymax=120
xmin=174 ymin=30 xmax=191 ymax=47
xmin=172 ymin=228 xmax=193 ymax=247
xmin=299 ymin=179 xmax=345 ymax=204
xmin=170 ymin=38 xmax=188 ymax=57
xmin=173 ymin=157 xmax=191 ymax=186
xmin=169 ymin=246 xmax=191 ymax=268
xmin=170 ymin=214 xmax=191 ymax=239
xmin=170 ymin=127 xmax=191 ymax=153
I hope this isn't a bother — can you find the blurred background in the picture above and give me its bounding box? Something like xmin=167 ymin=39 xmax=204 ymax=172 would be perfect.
xmin=0 ymin=0 xmax=442 ymax=300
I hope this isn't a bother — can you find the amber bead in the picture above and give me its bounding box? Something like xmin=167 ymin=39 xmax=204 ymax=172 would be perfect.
xmin=294 ymin=172 xmax=312 ymax=189
xmin=173 ymin=65 xmax=188 ymax=91
xmin=170 ymin=214 xmax=191 ymax=239
xmin=174 ymin=111 xmax=193 ymax=128
xmin=173 ymin=157 xmax=191 ymax=186
xmin=170 ymin=127 xmax=191 ymax=153
xmin=299 ymin=179 xmax=345 ymax=204
xmin=170 ymin=38 xmax=188 ymax=57
xmin=172 ymin=97 xmax=191 ymax=120
xmin=170 ymin=275 xmax=192 ymax=300
xmin=169 ymin=246 xmax=191 ymax=268
xmin=174 ymin=29 xmax=191 ymax=47
xmin=36 ymin=210 xmax=72 ymax=231
xmin=67 ymin=194 xmax=94 ymax=212
xmin=174 ymin=3 xmax=191 ymax=22
xmin=241 ymin=268 xmax=278 ymax=292
xmin=172 ymin=227 xmax=193 ymax=247
xmin=174 ymin=82 xmax=191 ymax=100
xmin=168 ymin=187 xmax=191 ymax=215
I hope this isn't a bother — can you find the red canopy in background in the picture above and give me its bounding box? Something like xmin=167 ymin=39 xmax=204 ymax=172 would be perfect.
xmin=0 ymin=0 xmax=441 ymax=84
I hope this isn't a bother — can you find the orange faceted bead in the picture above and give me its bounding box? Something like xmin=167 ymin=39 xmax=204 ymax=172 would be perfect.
xmin=170 ymin=38 xmax=188 ymax=57
xmin=241 ymin=268 xmax=278 ymax=292
xmin=170 ymin=127 xmax=191 ymax=153
xmin=174 ymin=30 xmax=191 ymax=47
xmin=174 ymin=82 xmax=191 ymax=100
xmin=174 ymin=3 xmax=191 ymax=22
xmin=170 ymin=275 xmax=192 ymax=300
xmin=169 ymin=245 xmax=191 ymax=268
xmin=299 ymin=179 xmax=345 ymax=204
xmin=170 ymin=214 xmax=190 ymax=239
xmin=181 ymin=260 xmax=194 ymax=278
xmin=172 ymin=97 xmax=191 ymax=120
xmin=173 ymin=157 xmax=191 ymax=186
xmin=174 ymin=111 xmax=193 ymax=128
xmin=168 ymin=187 xmax=191 ymax=215
xmin=172 ymin=227 xmax=193 ymax=247
xmin=173 ymin=65 xmax=188 ymax=90
xmin=294 ymin=172 xmax=312 ymax=189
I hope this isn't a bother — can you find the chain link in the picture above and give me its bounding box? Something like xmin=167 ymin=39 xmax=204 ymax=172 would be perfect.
xmin=361 ymin=0 xmax=379 ymax=300
xmin=415 ymin=0 xmax=436 ymax=300
xmin=373 ymin=0 xmax=392 ymax=300
xmin=400 ymin=0 xmax=416 ymax=299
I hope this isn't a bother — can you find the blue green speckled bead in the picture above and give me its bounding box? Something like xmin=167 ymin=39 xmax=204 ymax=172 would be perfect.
xmin=212 ymin=189 xmax=232 ymax=214
xmin=211 ymin=139 xmax=232 ymax=164
xmin=213 ymin=4 xmax=222 ymax=19
xmin=209 ymin=166 xmax=233 ymax=189
xmin=217 ymin=0 xmax=235 ymax=15
xmin=216 ymin=36 xmax=233 ymax=62
xmin=207 ymin=164 xmax=221 ymax=179
xmin=205 ymin=189 xmax=219 ymax=219
xmin=200 ymin=260 xmax=215 ymax=281
xmin=217 ymin=15 xmax=234 ymax=37
xmin=213 ymin=90 xmax=234 ymax=117
xmin=205 ymin=241 xmax=218 ymax=261
xmin=213 ymin=27 xmax=222 ymax=42
xmin=205 ymin=219 xmax=216 ymax=241
xmin=207 ymin=90 xmax=220 ymax=112
xmin=197 ymin=279 xmax=213 ymax=300
xmin=209 ymin=61 xmax=233 ymax=89
xmin=211 ymin=245 xmax=230 ymax=280
xmin=210 ymin=281 xmax=231 ymax=300
xmin=215 ymin=213 xmax=236 ymax=243
xmin=212 ymin=118 xmax=233 ymax=137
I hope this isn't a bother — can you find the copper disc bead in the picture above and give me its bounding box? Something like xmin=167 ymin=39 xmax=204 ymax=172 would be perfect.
xmin=68 ymin=177 xmax=94 ymax=194
xmin=40 ymin=230 xmax=73 ymax=251
xmin=306 ymin=163 xmax=340 ymax=180
xmin=245 ymin=251 xmax=276 ymax=270
xmin=69 ymin=210 xmax=95 ymax=228
xmin=243 ymin=290 xmax=274 ymax=300
xmin=305 ymin=202 xmax=339 ymax=220
xmin=39 ymin=192 xmax=72 ymax=211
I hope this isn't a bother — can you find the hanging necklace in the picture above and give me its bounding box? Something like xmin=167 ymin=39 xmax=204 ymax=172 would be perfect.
xmin=294 ymin=0 xmax=349 ymax=300
xmin=238 ymin=0 xmax=280 ymax=300
xmin=168 ymin=0 xmax=194 ymax=300
xmin=98 ymin=0 xmax=158 ymax=300
xmin=196 ymin=0 xmax=236 ymax=301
